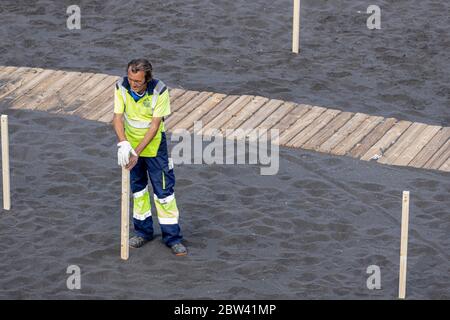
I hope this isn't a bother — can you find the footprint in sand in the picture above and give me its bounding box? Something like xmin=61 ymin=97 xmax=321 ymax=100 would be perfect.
xmin=239 ymin=186 xmax=259 ymax=197
xmin=176 ymin=178 xmax=193 ymax=187
xmin=412 ymin=178 xmax=440 ymax=191
xmin=348 ymin=181 xmax=386 ymax=193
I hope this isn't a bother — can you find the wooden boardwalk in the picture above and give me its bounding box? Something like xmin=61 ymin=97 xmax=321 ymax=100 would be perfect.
xmin=0 ymin=66 xmax=449 ymax=173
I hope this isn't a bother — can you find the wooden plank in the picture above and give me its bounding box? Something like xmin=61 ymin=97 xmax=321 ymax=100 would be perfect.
xmin=6 ymin=69 xmax=61 ymax=105
xmin=0 ymin=66 xmax=20 ymax=79
xmin=272 ymin=104 xmax=311 ymax=134
xmin=253 ymin=101 xmax=296 ymax=131
xmin=0 ymin=67 xmax=32 ymax=97
xmin=331 ymin=115 xmax=384 ymax=156
xmin=378 ymin=123 xmax=428 ymax=165
xmin=0 ymin=66 xmax=29 ymax=82
xmin=230 ymin=98 xmax=284 ymax=140
xmin=439 ymin=157 xmax=450 ymax=172
xmin=302 ymin=111 xmax=353 ymax=151
xmin=76 ymin=76 xmax=120 ymax=119
xmin=278 ymin=106 xmax=325 ymax=145
xmin=247 ymin=101 xmax=297 ymax=139
xmin=165 ymin=91 xmax=213 ymax=129
xmin=170 ymin=90 xmax=200 ymax=114
xmin=70 ymin=76 xmax=118 ymax=116
xmin=423 ymin=139 xmax=450 ymax=170
xmin=55 ymin=73 xmax=110 ymax=113
xmin=97 ymin=106 xmax=114 ymax=123
xmin=40 ymin=72 xmax=95 ymax=112
xmin=0 ymin=67 xmax=29 ymax=86
xmin=202 ymin=95 xmax=254 ymax=136
xmin=317 ymin=113 xmax=369 ymax=154
xmin=288 ymin=108 xmax=341 ymax=148
xmin=349 ymin=118 xmax=397 ymax=158
xmin=0 ymin=66 xmax=11 ymax=78
xmin=361 ymin=120 xmax=412 ymax=161
xmin=409 ymin=127 xmax=450 ymax=168
xmin=194 ymin=95 xmax=240 ymax=131
xmin=91 ymin=99 xmax=117 ymax=121
xmin=174 ymin=93 xmax=227 ymax=130
xmin=225 ymin=96 xmax=274 ymax=140
xmin=31 ymin=72 xmax=84 ymax=111
xmin=398 ymin=190 xmax=410 ymax=299
xmin=392 ymin=125 xmax=442 ymax=166
xmin=10 ymin=70 xmax=66 ymax=110
xmin=1 ymin=115 xmax=10 ymax=210
xmin=222 ymin=96 xmax=269 ymax=133
xmin=0 ymin=68 xmax=44 ymax=99
xmin=292 ymin=0 xmax=300 ymax=53
xmin=168 ymin=88 xmax=186 ymax=103
xmin=121 ymin=167 xmax=130 ymax=260
xmin=86 ymin=99 xmax=115 ymax=121
xmin=68 ymin=79 xmax=115 ymax=120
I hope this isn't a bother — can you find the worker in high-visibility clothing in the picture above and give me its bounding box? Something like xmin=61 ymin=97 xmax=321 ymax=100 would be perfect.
xmin=113 ymin=58 xmax=187 ymax=256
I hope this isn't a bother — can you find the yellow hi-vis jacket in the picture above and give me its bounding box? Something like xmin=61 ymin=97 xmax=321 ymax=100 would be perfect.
xmin=114 ymin=77 xmax=171 ymax=157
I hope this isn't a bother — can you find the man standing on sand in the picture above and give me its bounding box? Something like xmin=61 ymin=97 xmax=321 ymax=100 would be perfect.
xmin=113 ymin=58 xmax=187 ymax=256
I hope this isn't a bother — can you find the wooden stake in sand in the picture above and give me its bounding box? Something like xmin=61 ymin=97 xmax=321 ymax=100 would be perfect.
xmin=121 ymin=167 xmax=130 ymax=260
xmin=292 ymin=0 xmax=301 ymax=53
xmin=399 ymin=190 xmax=410 ymax=299
xmin=1 ymin=115 xmax=10 ymax=210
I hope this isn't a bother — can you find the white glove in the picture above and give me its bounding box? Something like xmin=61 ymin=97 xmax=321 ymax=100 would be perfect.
xmin=117 ymin=141 xmax=137 ymax=166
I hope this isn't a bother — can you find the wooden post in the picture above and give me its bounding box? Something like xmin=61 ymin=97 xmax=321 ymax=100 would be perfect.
xmin=121 ymin=167 xmax=130 ymax=260
xmin=292 ymin=0 xmax=301 ymax=53
xmin=399 ymin=190 xmax=410 ymax=299
xmin=1 ymin=115 xmax=10 ymax=210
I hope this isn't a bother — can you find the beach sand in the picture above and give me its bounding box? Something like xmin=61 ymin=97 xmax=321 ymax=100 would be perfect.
xmin=0 ymin=0 xmax=449 ymax=299
xmin=0 ymin=107 xmax=448 ymax=299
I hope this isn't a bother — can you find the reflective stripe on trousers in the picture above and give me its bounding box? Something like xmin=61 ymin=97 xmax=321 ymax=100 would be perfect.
xmin=132 ymin=185 xmax=151 ymax=221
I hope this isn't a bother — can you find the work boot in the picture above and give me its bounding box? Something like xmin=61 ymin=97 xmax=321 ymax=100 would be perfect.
xmin=129 ymin=236 xmax=151 ymax=248
xmin=170 ymin=243 xmax=187 ymax=256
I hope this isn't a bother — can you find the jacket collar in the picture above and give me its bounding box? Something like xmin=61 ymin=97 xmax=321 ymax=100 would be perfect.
xmin=122 ymin=76 xmax=158 ymax=95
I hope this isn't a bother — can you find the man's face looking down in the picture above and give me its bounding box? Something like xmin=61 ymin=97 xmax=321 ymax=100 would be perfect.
xmin=128 ymin=68 xmax=147 ymax=94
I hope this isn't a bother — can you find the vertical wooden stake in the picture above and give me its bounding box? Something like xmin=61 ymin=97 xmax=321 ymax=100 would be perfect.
xmin=292 ymin=0 xmax=301 ymax=53
xmin=1 ymin=115 xmax=10 ymax=211
xmin=121 ymin=167 xmax=130 ymax=260
xmin=399 ymin=190 xmax=410 ymax=299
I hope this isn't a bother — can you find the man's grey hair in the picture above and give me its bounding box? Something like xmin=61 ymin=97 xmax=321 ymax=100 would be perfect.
xmin=127 ymin=58 xmax=153 ymax=82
